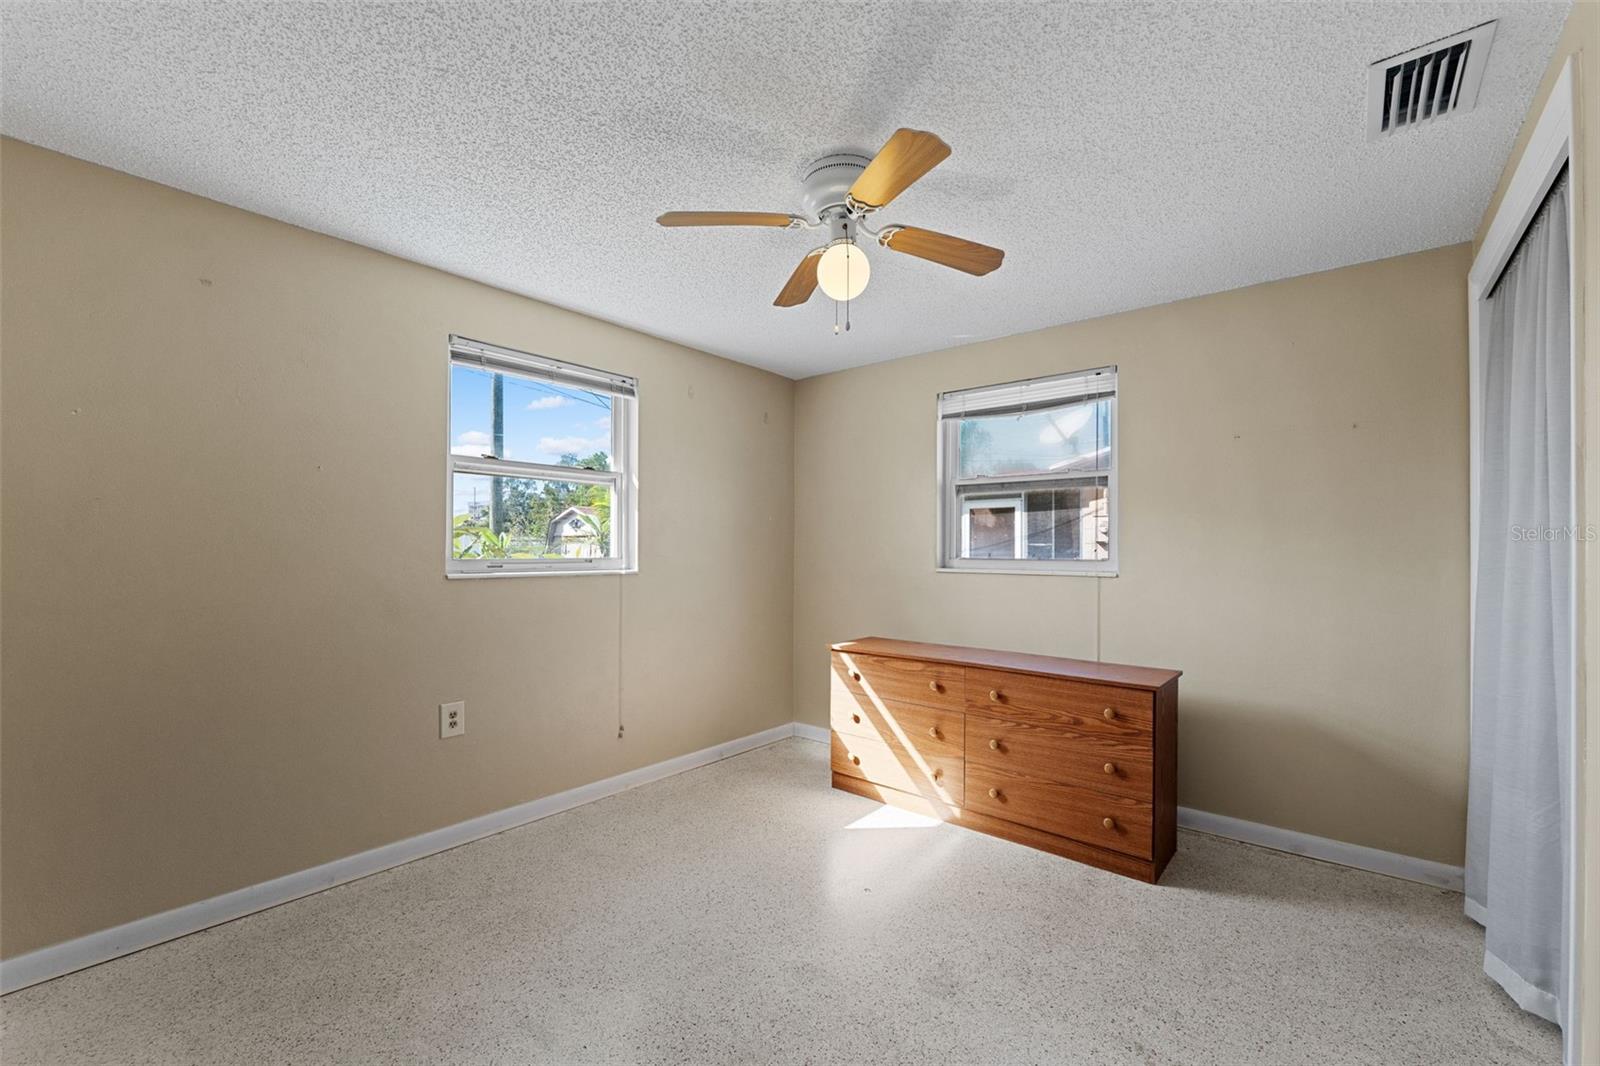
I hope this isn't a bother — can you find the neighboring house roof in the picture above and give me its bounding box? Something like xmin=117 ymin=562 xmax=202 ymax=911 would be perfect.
xmin=548 ymin=506 xmax=601 ymax=540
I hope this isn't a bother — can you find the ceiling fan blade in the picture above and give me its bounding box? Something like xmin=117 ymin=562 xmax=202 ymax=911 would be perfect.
xmin=657 ymin=211 xmax=799 ymax=228
xmin=847 ymin=129 xmax=951 ymax=210
xmin=879 ymin=226 xmax=1004 ymax=276
xmin=774 ymin=249 xmax=824 ymax=307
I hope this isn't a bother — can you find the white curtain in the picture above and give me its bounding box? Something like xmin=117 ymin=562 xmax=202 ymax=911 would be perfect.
xmin=1466 ymin=169 xmax=1572 ymax=1028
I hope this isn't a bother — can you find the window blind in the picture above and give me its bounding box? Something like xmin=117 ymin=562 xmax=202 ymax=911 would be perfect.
xmin=450 ymin=334 xmax=638 ymax=398
xmin=938 ymin=366 xmax=1115 ymax=419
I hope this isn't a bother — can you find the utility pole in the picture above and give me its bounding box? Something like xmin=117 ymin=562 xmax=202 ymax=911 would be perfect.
xmin=490 ymin=372 xmax=505 ymax=535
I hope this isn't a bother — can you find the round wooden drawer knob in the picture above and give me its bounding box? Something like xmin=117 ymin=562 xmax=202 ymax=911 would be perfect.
xmin=850 ymin=671 xmax=861 ymax=682
xmin=989 ymin=690 xmax=1001 ymax=703
xmin=1102 ymin=707 xmax=1116 ymax=720
xmin=988 ymin=739 xmax=1000 ymax=751
xmin=1102 ymin=817 xmax=1116 ymax=830
xmin=850 ymin=755 xmax=861 ymax=765
xmin=928 ymin=681 xmax=941 ymax=693
xmin=988 ymin=788 xmax=1000 ymax=799
xmin=1103 ymin=762 xmax=1116 ymax=774
xmin=928 ymin=726 xmax=939 ymax=739
xmin=851 ymin=713 xmax=861 ymax=724
xmin=930 ymin=767 xmax=941 ymax=778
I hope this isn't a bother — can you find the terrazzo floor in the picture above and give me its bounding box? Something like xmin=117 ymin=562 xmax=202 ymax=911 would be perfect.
xmin=0 ymin=738 xmax=1561 ymax=1065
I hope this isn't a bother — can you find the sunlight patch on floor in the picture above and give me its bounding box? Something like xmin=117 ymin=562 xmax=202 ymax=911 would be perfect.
xmin=845 ymin=805 xmax=942 ymax=830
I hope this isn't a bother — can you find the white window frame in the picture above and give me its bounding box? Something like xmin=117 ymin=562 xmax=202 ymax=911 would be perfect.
xmin=445 ymin=335 xmax=638 ymax=578
xmin=936 ymin=366 xmax=1118 ymax=576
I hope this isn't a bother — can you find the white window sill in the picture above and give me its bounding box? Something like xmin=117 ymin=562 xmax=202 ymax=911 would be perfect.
xmin=936 ymin=566 xmax=1118 ymax=578
xmin=446 ymin=568 xmax=637 ymax=579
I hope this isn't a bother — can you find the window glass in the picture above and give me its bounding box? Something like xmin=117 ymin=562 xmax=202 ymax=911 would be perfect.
xmin=954 ymin=481 xmax=1109 ymax=562
xmin=449 ymin=364 xmax=613 ymax=469
xmin=955 ymin=398 xmax=1110 ymax=480
xmin=1022 ymin=483 xmax=1110 ymax=560
xmin=451 ymin=474 xmax=614 ymax=561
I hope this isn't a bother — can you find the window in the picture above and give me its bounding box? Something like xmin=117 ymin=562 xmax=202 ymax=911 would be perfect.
xmin=447 ymin=335 xmax=637 ymax=576
xmin=937 ymin=366 xmax=1116 ymax=574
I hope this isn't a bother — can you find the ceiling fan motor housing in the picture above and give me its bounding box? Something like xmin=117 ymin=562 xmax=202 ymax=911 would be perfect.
xmin=799 ymin=152 xmax=872 ymax=220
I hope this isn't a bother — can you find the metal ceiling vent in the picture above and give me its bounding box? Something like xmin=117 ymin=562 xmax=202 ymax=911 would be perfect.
xmin=1366 ymin=21 xmax=1496 ymax=140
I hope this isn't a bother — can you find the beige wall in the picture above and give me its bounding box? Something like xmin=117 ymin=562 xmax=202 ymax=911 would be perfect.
xmin=794 ymin=243 xmax=1472 ymax=866
xmin=0 ymin=139 xmax=795 ymax=958
xmin=1476 ymin=3 xmax=1599 ymax=1056
xmin=0 ymin=108 xmax=1520 ymax=968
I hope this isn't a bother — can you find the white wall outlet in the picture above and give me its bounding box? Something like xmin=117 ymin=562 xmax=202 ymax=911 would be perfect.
xmin=439 ymin=701 xmax=465 ymax=739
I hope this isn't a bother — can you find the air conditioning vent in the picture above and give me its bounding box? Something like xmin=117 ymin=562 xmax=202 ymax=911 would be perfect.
xmin=1367 ymin=21 xmax=1496 ymax=140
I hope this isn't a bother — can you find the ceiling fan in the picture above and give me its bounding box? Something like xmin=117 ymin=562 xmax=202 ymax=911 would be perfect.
xmin=656 ymin=129 xmax=1004 ymax=322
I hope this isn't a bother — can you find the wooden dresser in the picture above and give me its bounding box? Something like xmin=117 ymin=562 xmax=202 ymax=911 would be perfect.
xmin=829 ymin=637 xmax=1181 ymax=882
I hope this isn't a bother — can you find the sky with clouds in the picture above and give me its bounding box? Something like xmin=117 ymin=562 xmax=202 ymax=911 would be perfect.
xmin=450 ymin=365 xmax=612 ymax=465
xmin=450 ymin=365 xmax=614 ymax=519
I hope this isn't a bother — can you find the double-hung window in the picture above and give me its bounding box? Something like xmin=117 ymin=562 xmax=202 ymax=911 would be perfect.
xmin=937 ymin=366 xmax=1116 ymax=574
xmin=447 ymin=335 xmax=637 ymax=576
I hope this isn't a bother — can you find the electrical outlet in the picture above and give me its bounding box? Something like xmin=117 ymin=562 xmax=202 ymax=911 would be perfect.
xmin=440 ymin=701 xmax=465 ymax=738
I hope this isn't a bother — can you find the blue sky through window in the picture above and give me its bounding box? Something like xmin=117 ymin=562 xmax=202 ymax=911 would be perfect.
xmin=449 ymin=365 xmax=613 ymax=465
xmin=450 ymin=365 xmax=615 ymax=521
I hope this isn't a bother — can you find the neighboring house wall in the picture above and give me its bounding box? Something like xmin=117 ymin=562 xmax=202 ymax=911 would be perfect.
xmin=548 ymin=508 xmax=602 ymax=557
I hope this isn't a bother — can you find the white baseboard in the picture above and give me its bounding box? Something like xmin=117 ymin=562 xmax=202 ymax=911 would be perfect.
xmin=1177 ymin=807 xmax=1464 ymax=891
xmin=2 ymin=723 xmax=1465 ymax=996
xmin=0 ymin=722 xmax=801 ymax=996
xmin=789 ymin=725 xmax=1463 ymax=891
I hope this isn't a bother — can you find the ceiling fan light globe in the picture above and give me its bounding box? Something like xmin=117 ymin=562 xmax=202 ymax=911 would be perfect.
xmin=816 ymin=242 xmax=870 ymax=302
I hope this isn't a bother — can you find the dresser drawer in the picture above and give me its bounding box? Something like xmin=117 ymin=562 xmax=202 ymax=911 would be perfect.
xmin=966 ymin=712 xmax=1152 ymax=800
xmin=831 ymin=731 xmax=963 ymax=806
xmin=966 ymin=764 xmax=1152 ymax=859
xmin=834 ymin=650 xmax=962 ymax=711
xmin=965 ymin=667 xmax=1153 ymax=735
xmin=831 ymin=690 xmax=964 ymax=760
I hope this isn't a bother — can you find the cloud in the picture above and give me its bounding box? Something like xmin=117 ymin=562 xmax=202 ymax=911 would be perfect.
xmin=538 ymin=435 xmax=609 ymax=458
xmin=451 ymin=429 xmax=492 ymax=456
xmin=594 ymin=415 xmax=611 ymax=429
xmin=526 ymin=395 xmax=569 ymax=410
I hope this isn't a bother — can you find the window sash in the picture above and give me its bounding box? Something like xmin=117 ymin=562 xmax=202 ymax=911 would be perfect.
xmin=450 ymin=455 xmax=621 ymax=487
xmin=953 ymin=469 xmax=1113 ymax=488
xmin=451 ymin=554 xmax=628 ymax=575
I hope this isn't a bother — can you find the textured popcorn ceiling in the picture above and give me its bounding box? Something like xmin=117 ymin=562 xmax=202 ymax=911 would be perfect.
xmin=0 ymin=2 xmax=1571 ymax=379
